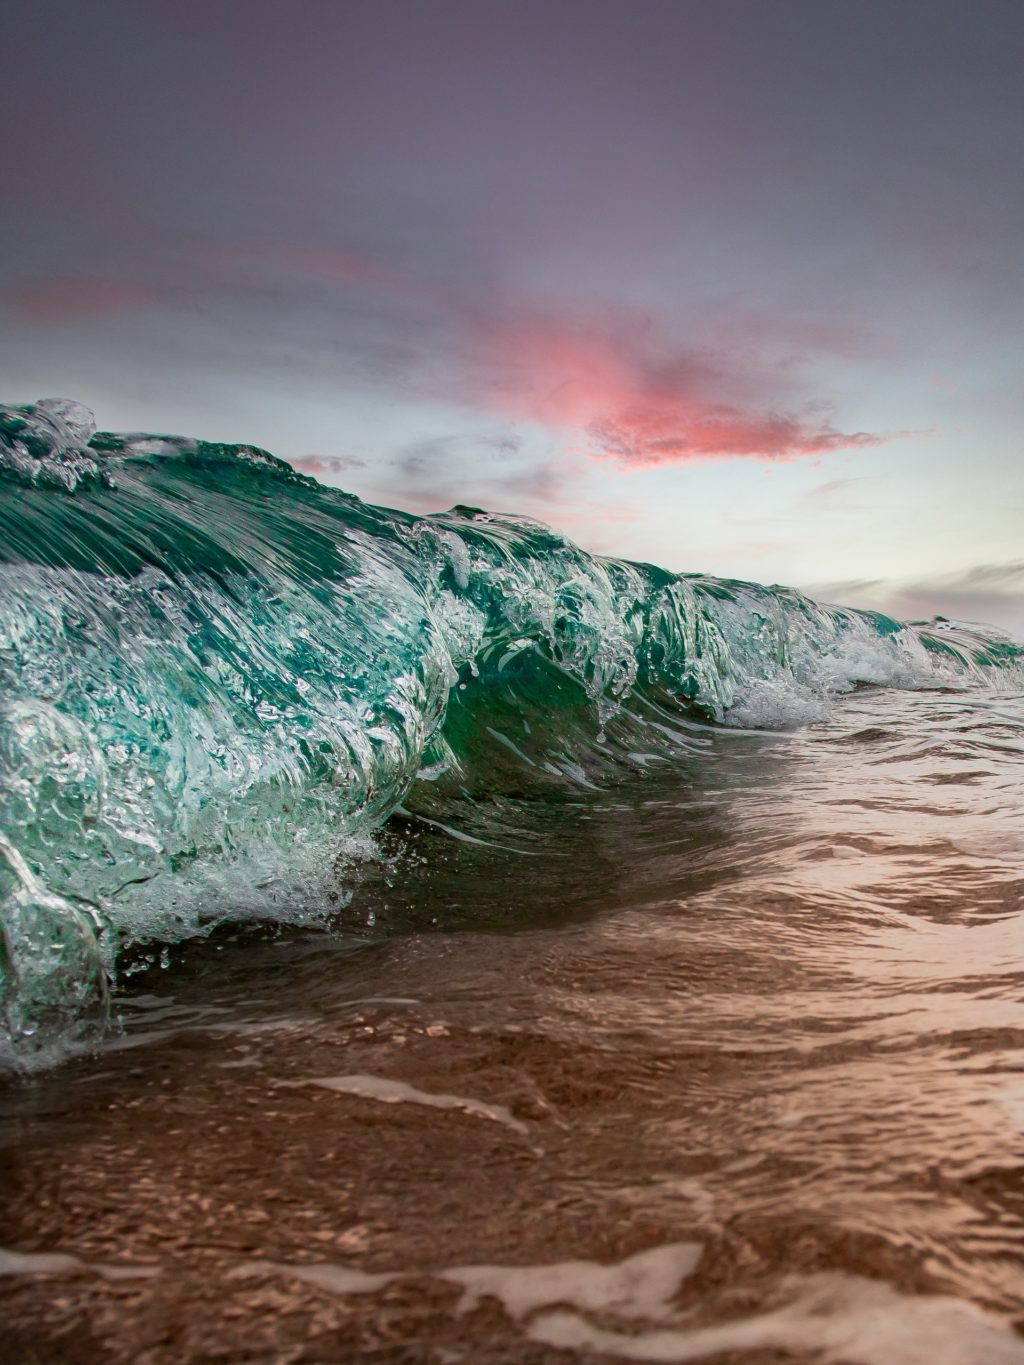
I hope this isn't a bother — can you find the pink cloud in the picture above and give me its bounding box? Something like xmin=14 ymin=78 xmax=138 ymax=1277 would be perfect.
xmin=7 ymin=278 xmax=162 ymax=323
xmin=7 ymin=242 xmax=894 ymax=478
xmin=290 ymin=453 xmax=366 ymax=478
xmin=191 ymin=240 xmax=880 ymax=472
xmin=469 ymin=312 xmax=889 ymax=466
xmin=588 ymin=406 xmax=881 ymax=465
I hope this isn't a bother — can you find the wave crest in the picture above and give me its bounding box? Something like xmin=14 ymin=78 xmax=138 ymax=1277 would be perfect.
xmin=2 ymin=399 xmax=1020 ymax=1055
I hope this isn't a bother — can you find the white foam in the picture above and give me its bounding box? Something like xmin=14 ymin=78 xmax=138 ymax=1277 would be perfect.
xmin=0 ymin=1246 xmax=159 ymax=1281
xmin=443 ymin=1243 xmax=703 ymax=1320
xmin=529 ymin=1271 xmax=1024 ymax=1365
xmin=723 ymin=679 xmax=831 ymax=730
xmin=230 ymin=1246 xmax=1023 ymax=1365
xmin=94 ymin=1263 xmax=160 ymax=1281
xmin=237 ymin=1241 xmax=702 ymax=1321
xmin=280 ymin=1073 xmax=528 ymax=1133
xmin=0 ymin=1248 xmax=80 ymax=1276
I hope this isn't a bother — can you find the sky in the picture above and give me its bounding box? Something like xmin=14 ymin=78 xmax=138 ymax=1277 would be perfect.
xmin=2 ymin=0 xmax=1022 ymax=636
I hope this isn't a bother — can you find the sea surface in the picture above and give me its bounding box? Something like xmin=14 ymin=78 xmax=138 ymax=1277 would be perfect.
xmin=2 ymin=400 xmax=1024 ymax=1361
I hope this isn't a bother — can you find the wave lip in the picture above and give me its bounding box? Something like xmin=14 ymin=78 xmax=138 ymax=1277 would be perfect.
xmin=2 ymin=398 xmax=1021 ymax=1059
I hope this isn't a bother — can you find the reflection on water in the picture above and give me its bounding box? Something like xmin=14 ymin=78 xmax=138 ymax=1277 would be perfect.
xmin=1 ymin=688 xmax=1023 ymax=1362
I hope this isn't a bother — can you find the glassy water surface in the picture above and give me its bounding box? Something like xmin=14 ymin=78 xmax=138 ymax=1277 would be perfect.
xmin=2 ymin=686 xmax=1023 ymax=1363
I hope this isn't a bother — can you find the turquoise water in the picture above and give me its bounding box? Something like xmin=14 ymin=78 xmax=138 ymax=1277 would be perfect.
xmin=2 ymin=396 xmax=1022 ymax=1056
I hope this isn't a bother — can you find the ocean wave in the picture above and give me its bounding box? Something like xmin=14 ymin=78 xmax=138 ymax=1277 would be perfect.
xmin=2 ymin=397 xmax=1021 ymax=1056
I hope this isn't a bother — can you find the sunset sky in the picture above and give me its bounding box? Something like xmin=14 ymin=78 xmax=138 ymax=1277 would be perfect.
xmin=3 ymin=0 xmax=1022 ymax=635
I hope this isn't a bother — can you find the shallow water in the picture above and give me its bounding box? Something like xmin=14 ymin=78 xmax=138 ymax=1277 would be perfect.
xmin=2 ymin=686 xmax=1023 ymax=1362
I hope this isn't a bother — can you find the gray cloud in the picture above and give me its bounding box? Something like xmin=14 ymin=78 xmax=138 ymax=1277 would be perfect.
xmin=798 ymin=478 xmax=869 ymax=508
xmin=806 ymin=562 xmax=1024 ymax=640
xmin=379 ymin=431 xmax=571 ymax=514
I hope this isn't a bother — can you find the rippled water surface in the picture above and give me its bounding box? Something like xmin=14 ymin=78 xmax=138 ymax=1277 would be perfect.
xmin=2 ymin=686 xmax=1023 ymax=1363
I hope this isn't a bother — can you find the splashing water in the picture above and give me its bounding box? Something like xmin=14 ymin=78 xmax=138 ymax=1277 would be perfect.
xmin=1 ymin=398 xmax=1021 ymax=1055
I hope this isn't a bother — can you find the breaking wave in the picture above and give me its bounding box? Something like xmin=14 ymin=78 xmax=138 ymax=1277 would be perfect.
xmin=2 ymin=397 xmax=1021 ymax=1055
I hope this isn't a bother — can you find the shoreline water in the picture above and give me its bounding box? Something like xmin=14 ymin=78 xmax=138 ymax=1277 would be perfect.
xmin=2 ymin=687 xmax=1022 ymax=1362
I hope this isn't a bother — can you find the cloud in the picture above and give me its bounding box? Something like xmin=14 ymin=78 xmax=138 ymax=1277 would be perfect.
xmin=383 ymin=432 xmax=573 ymax=511
xmin=697 ymin=308 xmax=879 ymax=363
xmin=6 ymin=277 xmax=163 ymax=323
xmin=290 ymin=453 xmax=366 ymax=478
xmin=163 ymin=242 xmax=894 ymax=474
xmin=806 ymin=576 xmax=885 ymax=598
xmin=206 ymin=242 xmax=433 ymax=305
xmin=588 ymin=406 xmax=882 ymax=465
xmin=468 ymin=312 xmax=892 ymax=467
xmin=3 ymin=238 xmax=897 ymax=506
xmin=6 ymin=235 xmax=894 ymax=481
xmin=805 ymin=561 xmax=1024 ymax=640
xmin=797 ymin=477 xmax=873 ymax=510
xmin=345 ymin=427 xmax=643 ymax=545
xmin=937 ymin=560 xmax=1024 ymax=593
